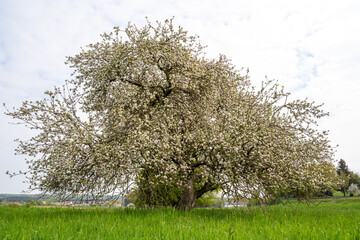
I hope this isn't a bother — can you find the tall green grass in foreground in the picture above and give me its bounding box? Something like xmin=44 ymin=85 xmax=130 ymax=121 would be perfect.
xmin=1 ymin=198 xmax=360 ymax=239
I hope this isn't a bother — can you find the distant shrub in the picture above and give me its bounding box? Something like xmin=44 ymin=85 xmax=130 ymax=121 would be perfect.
xmin=7 ymin=202 xmax=22 ymax=207
xmin=195 ymin=191 xmax=219 ymax=208
xmin=247 ymin=198 xmax=262 ymax=207
xmin=247 ymin=197 xmax=281 ymax=207
xmin=348 ymin=184 xmax=359 ymax=197
xmin=195 ymin=197 xmax=217 ymax=208
xmin=24 ymin=201 xmax=35 ymax=208
xmin=265 ymin=197 xmax=282 ymax=205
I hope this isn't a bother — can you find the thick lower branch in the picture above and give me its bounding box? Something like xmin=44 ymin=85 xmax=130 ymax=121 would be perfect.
xmin=196 ymin=182 xmax=219 ymax=199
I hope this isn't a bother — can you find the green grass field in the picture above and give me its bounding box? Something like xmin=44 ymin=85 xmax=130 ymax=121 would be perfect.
xmin=1 ymin=198 xmax=360 ymax=239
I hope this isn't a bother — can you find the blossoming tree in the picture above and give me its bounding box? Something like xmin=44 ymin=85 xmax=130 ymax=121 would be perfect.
xmin=6 ymin=19 xmax=336 ymax=210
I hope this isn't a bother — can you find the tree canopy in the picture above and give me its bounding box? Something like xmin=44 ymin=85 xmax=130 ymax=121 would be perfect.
xmin=6 ymin=19 xmax=336 ymax=210
xmin=336 ymin=159 xmax=360 ymax=197
xmin=337 ymin=159 xmax=350 ymax=175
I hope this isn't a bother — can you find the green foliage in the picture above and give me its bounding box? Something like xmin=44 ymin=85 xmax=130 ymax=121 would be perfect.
xmin=129 ymin=170 xmax=182 ymax=208
xmin=336 ymin=159 xmax=360 ymax=197
xmin=337 ymin=159 xmax=350 ymax=175
xmin=246 ymin=196 xmax=282 ymax=207
xmin=195 ymin=190 xmax=219 ymax=207
xmin=350 ymin=172 xmax=360 ymax=188
xmin=24 ymin=200 xmax=35 ymax=208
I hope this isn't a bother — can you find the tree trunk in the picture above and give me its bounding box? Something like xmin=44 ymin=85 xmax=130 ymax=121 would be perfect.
xmin=176 ymin=179 xmax=197 ymax=210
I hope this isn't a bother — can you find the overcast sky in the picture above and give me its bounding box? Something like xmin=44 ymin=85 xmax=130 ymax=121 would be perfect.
xmin=1 ymin=0 xmax=359 ymax=194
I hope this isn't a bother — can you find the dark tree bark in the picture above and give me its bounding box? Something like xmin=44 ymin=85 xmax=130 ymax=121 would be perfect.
xmin=176 ymin=178 xmax=197 ymax=210
xmin=175 ymin=176 xmax=219 ymax=210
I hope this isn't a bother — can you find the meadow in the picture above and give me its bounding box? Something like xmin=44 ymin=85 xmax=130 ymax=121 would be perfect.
xmin=1 ymin=198 xmax=360 ymax=239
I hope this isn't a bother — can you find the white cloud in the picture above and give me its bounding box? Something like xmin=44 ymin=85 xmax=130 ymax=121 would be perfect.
xmin=1 ymin=0 xmax=360 ymax=193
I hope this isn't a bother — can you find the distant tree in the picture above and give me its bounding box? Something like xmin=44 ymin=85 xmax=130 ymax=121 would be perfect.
xmin=337 ymin=159 xmax=350 ymax=175
xmin=44 ymin=199 xmax=53 ymax=206
xmin=349 ymin=172 xmax=360 ymax=188
xmin=337 ymin=159 xmax=351 ymax=197
xmin=6 ymin=19 xmax=337 ymax=210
